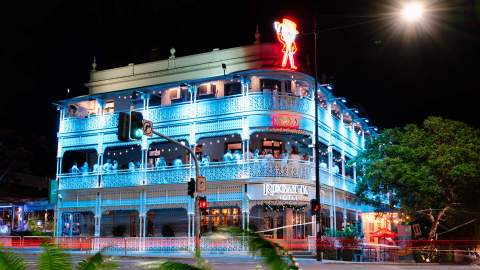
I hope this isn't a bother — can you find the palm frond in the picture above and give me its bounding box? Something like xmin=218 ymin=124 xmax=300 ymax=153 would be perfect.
xmin=0 ymin=248 xmax=27 ymax=270
xmin=155 ymin=261 xmax=204 ymax=270
xmin=221 ymin=227 xmax=296 ymax=270
xmin=38 ymin=242 xmax=72 ymax=270
xmin=76 ymin=250 xmax=118 ymax=270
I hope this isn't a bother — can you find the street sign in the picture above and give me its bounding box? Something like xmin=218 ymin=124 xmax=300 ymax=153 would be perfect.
xmin=197 ymin=176 xmax=207 ymax=192
xmin=49 ymin=179 xmax=58 ymax=204
xmin=142 ymin=119 xmax=153 ymax=137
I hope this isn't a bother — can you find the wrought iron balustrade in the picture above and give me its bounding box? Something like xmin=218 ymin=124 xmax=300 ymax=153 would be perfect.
xmin=59 ymin=173 xmax=99 ymax=190
xmin=57 ymin=160 xmax=356 ymax=192
xmin=345 ymin=178 xmax=356 ymax=194
xmin=60 ymin=93 xmax=315 ymax=135
xmin=62 ymin=116 xmax=102 ymax=133
xmin=145 ymin=165 xmax=191 ymax=185
xmin=101 ymin=170 xmax=143 ymax=188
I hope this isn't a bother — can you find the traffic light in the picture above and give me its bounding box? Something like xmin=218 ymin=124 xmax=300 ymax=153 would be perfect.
xmin=199 ymin=196 xmax=207 ymax=214
xmin=118 ymin=112 xmax=130 ymax=141
xmin=310 ymin=199 xmax=320 ymax=215
xmin=130 ymin=111 xmax=144 ymax=140
xmin=187 ymin=178 xmax=195 ymax=198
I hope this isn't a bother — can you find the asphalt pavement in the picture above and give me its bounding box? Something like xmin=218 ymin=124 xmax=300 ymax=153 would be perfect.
xmin=15 ymin=252 xmax=480 ymax=270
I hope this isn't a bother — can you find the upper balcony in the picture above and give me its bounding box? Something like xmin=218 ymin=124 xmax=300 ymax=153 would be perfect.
xmin=58 ymin=159 xmax=356 ymax=193
xmin=61 ymin=92 xmax=315 ymax=134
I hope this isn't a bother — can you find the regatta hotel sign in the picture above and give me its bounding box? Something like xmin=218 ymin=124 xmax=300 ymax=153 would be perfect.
xmin=263 ymin=183 xmax=309 ymax=201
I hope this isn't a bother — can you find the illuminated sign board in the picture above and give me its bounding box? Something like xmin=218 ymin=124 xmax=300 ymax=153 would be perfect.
xmin=263 ymin=184 xmax=309 ymax=201
xmin=274 ymin=18 xmax=299 ymax=69
xmin=272 ymin=114 xmax=300 ymax=129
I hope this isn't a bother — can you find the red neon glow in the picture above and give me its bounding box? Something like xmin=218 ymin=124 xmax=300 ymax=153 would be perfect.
xmin=274 ymin=18 xmax=299 ymax=70
xmin=272 ymin=114 xmax=300 ymax=129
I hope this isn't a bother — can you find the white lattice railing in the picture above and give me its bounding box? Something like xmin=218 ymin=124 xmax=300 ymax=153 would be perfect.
xmin=60 ymin=93 xmax=316 ymax=134
xmin=58 ymin=160 xmax=356 ymax=193
xmin=59 ymin=174 xmax=99 ymax=190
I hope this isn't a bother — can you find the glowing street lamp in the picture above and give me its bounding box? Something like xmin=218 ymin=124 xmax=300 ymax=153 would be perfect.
xmin=401 ymin=2 xmax=424 ymax=22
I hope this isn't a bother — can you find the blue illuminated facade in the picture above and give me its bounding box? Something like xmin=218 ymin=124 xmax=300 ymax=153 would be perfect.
xmin=54 ymin=43 xmax=374 ymax=239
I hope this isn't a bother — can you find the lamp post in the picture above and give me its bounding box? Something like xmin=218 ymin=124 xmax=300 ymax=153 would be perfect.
xmin=313 ymin=20 xmax=323 ymax=261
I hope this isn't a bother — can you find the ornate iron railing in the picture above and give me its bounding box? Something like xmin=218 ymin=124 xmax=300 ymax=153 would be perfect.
xmin=59 ymin=174 xmax=99 ymax=190
xmin=58 ymin=160 xmax=356 ymax=193
xmin=101 ymin=171 xmax=143 ymax=188
xmin=61 ymin=93 xmax=315 ymax=134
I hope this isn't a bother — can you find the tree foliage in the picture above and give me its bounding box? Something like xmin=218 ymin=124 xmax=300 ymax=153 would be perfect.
xmin=38 ymin=242 xmax=72 ymax=270
xmin=76 ymin=250 xmax=118 ymax=270
xmin=354 ymin=117 xmax=480 ymax=239
xmin=0 ymin=248 xmax=27 ymax=270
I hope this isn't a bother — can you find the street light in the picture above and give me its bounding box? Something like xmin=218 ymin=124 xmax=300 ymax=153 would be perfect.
xmin=308 ymin=5 xmax=425 ymax=261
xmin=327 ymin=97 xmax=347 ymax=104
xmin=401 ymin=2 xmax=424 ymax=22
xmin=358 ymin=118 xmax=370 ymax=124
xmin=344 ymin=108 xmax=360 ymax=114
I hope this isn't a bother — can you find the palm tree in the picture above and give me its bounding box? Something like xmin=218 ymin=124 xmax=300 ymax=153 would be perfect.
xmin=156 ymin=227 xmax=299 ymax=270
xmin=0 ymin=241 xmax=118 ymax=270
xmin=76 ymin=249 xmax=118 ymax=270
xmin=224 ymin=227 xmax=299 ymax=270
xmin=0 ymin=247 xmax=27 ymax=270
xmin=38 ymin=242 xmax=72 ymax=270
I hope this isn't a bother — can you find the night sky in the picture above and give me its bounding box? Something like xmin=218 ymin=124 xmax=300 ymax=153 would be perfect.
xmin=1 ymin=0 xmax=479 ymax=178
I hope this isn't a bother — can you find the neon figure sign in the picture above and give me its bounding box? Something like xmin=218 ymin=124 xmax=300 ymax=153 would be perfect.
xmin=274 ymin=18 xmax=299 ymax=70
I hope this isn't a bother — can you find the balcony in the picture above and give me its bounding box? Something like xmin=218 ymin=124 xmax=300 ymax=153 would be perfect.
xmin=61 ymin=93 xmax=315 ymax=134
xmin=58 ymin=160 xmax=356 ymax=193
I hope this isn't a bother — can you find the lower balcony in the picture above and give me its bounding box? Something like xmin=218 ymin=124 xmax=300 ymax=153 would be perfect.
xmin=58 ymin=160 xmax=356 ymax=193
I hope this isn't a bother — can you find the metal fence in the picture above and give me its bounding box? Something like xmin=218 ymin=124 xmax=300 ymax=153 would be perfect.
xmin=1 ymin=235 xmax=479 ymax=262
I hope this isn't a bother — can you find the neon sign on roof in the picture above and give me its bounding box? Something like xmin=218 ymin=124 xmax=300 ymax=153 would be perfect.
xmin=274 ymin=18 xmax=299 ymax=70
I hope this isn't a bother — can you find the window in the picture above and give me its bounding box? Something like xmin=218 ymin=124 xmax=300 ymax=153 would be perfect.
xmin=169 ymin=88 xmax=180 ymax=100
xmin=260 ymin=79 xmax=281 ymax=92
xmin=284 ymin=80 xmax=292 ymax=94
xmin=224 ymin=82 xmax=242 ymax=96
xmin=197 ymin=83 xmax=216 ymax=100
xmin=104 ymin=100 xmax=114 ymax=114
xmin=262 ymin=140 xmax=282 ymax=158
xmin=170 ymin=87 xmax=191 ymax=104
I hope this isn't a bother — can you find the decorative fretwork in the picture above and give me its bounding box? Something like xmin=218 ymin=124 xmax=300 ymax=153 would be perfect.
xmin=101 ymin=171 xmax=143 ymax=188
xmin=61 ymin=135 xmax=99 ymax=148
xmin=57 ymin=161 xmax=357 ymax=194
xmin=149 ymin=104 xmax=192 ymax=122
xmin=59 ymin=174 xmax=99 ymax=190
xmin=103 ymin=114 xmax=119 ymax=129
xmin=62 ymin=116 xmax=102 ymax=133
xmin=247 ymin=160 xmax=315 ymax=181
xmin=146 ymin=167 xmax=190 ymax=185
xmin=200 ymin=163 xmax=248 ymax=181
xmin=196 ymin=119 xmax=243 ymax=134
xmin=201 ymin=237 xmax=246 ymax=253
xmin=196 ymin=96 xmax=244 ymax=117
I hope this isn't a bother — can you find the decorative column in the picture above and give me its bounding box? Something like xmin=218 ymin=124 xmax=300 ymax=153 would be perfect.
xmin=328 ymin=146 xmax=336 ymax=233
xmin=94 ymin=192 xmax=101 ymax=237
xmin=241 ymin=118 xmax=249 ymax=161
xmin=353 ymin=163 xmax=357 ymax=183
xmin=55 ymin=205 xmax=63 ymax=237
xmin=187 ymin=199 xmax=195 ymax=251
xmin=242 ymin=184 xmax=249 ymax=230
xmin=343 ymin=195 xmax=347 ymax=230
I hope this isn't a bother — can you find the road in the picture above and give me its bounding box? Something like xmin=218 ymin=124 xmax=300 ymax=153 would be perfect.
xmin=15 ymin=252 xmax=480 ymax=270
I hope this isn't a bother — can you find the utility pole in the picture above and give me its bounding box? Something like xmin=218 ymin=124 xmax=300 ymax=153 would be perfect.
xmin=313 ymin=18 xmax=323 ymax=262
xmin=151 ymin=130 xmax=202 ymax=257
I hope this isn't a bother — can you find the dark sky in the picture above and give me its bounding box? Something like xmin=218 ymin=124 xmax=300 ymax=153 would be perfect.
xmin=1 ymin=0 xmax=479 ymax=177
